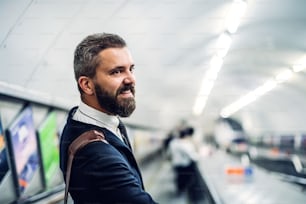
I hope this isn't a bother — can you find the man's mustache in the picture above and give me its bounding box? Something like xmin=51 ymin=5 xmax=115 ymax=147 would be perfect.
xmin=117 ymin=84 xmax=135 ymax=95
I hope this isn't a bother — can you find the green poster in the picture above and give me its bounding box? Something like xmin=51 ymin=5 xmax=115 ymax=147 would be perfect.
xmin=38 ymin=112 xmax=60 ymax=188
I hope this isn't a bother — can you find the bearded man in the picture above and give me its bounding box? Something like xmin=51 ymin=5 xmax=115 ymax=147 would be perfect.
xmin=60 ymin=33 xmax=157 ymax=204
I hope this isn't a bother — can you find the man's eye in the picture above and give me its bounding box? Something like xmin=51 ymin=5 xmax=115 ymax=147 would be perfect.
xmin=111 ymin=70 xmax=121 ymax=75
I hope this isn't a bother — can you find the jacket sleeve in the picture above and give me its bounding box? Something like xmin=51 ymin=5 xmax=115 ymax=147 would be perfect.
xmin=69 ymin=141 xmax=158 ymax=204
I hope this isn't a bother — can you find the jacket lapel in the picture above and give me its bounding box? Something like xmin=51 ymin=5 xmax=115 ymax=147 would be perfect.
xmin=100 ymin=128 xmax=145 ymax=189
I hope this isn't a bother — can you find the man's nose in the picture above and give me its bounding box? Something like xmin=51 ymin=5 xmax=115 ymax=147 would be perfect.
xmin=123 ymin=71 xmax=136 ymax=84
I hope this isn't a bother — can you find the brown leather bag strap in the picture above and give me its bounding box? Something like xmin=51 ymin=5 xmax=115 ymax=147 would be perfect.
xmin=64 ymin=130 xmax=107 ymax=204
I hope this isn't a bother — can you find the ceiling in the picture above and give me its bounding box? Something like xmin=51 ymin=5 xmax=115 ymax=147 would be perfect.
xmin=1 ymin=0 xmax=306 ymax=134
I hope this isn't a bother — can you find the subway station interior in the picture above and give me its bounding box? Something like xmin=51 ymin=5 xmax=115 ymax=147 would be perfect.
xmin=1 ymin=0 xmax=306 ymax=203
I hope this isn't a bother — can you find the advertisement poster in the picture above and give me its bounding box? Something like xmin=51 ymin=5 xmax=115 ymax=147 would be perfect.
xmin=0 ymin=116 xmax=9 ymax=184
xmin=38 ymin=112 xmax=60 ymax=187
xmin=8 ymin=106 xmax=40 ymax=194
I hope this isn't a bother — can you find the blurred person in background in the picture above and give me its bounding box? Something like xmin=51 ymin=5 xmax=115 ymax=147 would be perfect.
xmin=169 ymin=126 xmax=205 ymax=203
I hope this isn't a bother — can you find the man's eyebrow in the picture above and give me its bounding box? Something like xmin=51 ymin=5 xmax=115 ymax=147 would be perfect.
xmin=114 ymin=64 xmax=135 ymax=69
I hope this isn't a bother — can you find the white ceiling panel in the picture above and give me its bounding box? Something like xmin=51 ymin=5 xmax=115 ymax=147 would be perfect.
xmin=1 ymin=0 xmax=306 ymax=134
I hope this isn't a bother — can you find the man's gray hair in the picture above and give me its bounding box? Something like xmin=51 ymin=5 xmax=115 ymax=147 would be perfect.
xmin=74 ymin=33 xmax=127 ymax=93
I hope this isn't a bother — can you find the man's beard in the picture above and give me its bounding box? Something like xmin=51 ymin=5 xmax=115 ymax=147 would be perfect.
xmin=94 ymin=83 xmax=136 ymax=117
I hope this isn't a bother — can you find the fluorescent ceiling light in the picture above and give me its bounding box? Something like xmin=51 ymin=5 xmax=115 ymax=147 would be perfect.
xmin=220 ymin=80 xmax=277 ymax=118
xmin=255 ymin=80 xmax=277 ymax=94
xmin=221 ymin=92 xmax=256 ymax=118
xmin=216 ymin=32 xmax=232 ymax=58
xmin=292 ymin=56 xmax=306 ymax=72
xmin=226 ymin=0 xmax=247 ymax=34
xmin=275 ymin=69 xmax=293 ymax=83
xmin=193 ymin=95 xmax=208 ymax=116
xmin=192 ymin=77 xmax=216 ymax=116
xmin=221 ymin=64 xmax=304 ymax=117
xmin=292 ymin=64 xmax=305 ymax=72
xmin=210 ymin=55 xmax=223 ymax=72
xmin=192 ymin=56 xmax=224 ymax=116
xmin=193 ymin=0 xmax=246 ymax=117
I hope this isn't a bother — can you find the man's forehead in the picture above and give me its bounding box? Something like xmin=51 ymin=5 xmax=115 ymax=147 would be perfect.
xmin=99 ymin=47 xmax=129 ymax=55
xmin=98 ymin=47 xmax=134 ymax=66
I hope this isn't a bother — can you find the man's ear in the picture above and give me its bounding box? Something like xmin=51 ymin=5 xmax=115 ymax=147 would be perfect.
xmin=78 ymin=76 xmax=95 ymax=95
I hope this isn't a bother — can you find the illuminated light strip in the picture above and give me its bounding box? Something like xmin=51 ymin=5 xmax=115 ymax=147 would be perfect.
xmin=192 ymin=0 xmax=247 ymax=116
xmin=275 ymin=69 xmax=293 ymax=83
xmin=221 ymin=80 xmax=277 ymax=117
xmin=292 ymin=56 xmax=306 ymax=72
xmin=226 ymin=0 xmax=247 ymax=34
xmin=293 ymin=65 xmax=304 ymax=72
xmin=220 ymin=66 xmax=300 ymax=118
xmin=216 ymin=32 xmax=232 ymax=58
xmin=193 ymin=56 xmax=223 ymax=115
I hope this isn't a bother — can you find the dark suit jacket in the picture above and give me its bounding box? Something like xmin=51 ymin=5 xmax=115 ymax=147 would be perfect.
xmin=60 ymin=107 xmax=157 ymax=204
